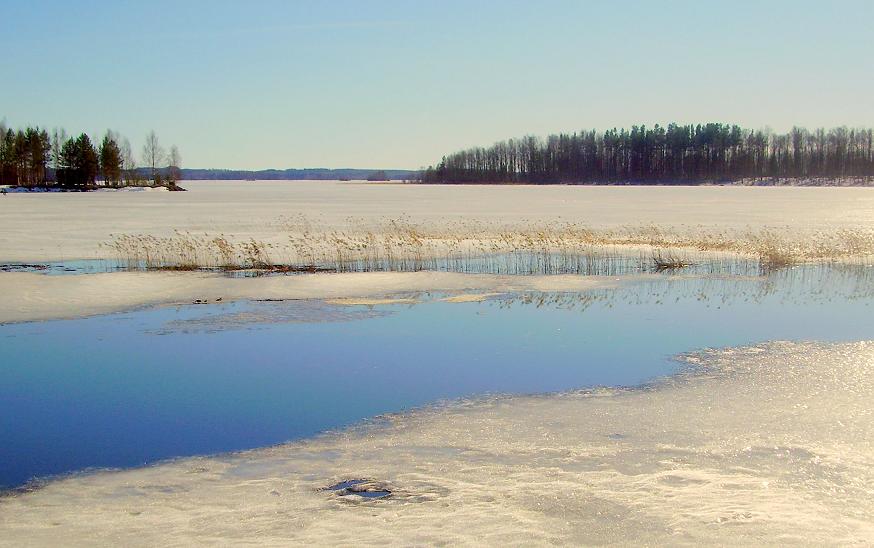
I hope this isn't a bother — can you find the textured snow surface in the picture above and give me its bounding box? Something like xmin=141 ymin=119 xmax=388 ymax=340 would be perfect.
xmin=2 ymin=180 xmax=874 ymax=262
xmin=2 ymin=340 xmax=872 ymax=545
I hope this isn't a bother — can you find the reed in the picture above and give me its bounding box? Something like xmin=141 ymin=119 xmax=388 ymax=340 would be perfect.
xmin=652 ymin=252 xmax=694 ymax=272
xmin=100 ymin=219 xmax=874 ymax=276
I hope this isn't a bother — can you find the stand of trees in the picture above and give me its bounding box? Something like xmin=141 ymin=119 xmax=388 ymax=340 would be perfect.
xmin=421 ymin=123 xmax=874 ymax=184
xmin=56 ymin=134 xmax=99 ymax=186
xmin=0 ymin=126 xmax=50 ymax=186
xmin=0 ymin=121 xmax=182 ymax=189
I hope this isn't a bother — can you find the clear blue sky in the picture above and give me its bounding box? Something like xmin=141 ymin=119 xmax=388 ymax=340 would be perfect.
xmin=3 ymin=0 xmax=873 ymax=169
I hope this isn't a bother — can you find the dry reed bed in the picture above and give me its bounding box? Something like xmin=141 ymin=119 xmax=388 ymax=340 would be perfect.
xmin=100 ymin=218 xmax=874 ymax=275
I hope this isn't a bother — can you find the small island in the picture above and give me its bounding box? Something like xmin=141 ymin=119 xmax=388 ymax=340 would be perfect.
xmin=0 ymin=124 xmax=184 ymax=192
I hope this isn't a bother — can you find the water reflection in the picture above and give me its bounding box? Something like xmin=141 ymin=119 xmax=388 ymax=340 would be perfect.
xmin=484 ymin=263 xmax=874 ymax=312
xmin=6 ymin=252 xmax=872 ymax=278
xmin=1 ymin=263 xmax=872 ymax=490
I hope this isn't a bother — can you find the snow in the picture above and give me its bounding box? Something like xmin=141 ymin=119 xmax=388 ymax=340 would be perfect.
xmin=1 ymin=180 xmax=873 ymax=262
xmin=2 ymin=341 xmax=872 ymax=545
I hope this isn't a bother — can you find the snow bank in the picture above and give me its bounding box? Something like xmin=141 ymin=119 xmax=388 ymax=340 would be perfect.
xmin=95 ymin=186 xmax=169 ymax=192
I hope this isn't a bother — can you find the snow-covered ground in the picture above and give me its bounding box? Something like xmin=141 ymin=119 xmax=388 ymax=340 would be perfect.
xmin=94 ymin=186 xmax=169 ymax=192
xmin=2 ymin=340 xmax=871 ymax=545
xmin=1 ymin=180 xmax=873 ymax=262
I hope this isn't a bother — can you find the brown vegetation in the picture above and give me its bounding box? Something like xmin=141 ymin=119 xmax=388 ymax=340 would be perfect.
xmin=100 ymin=218 xmax=874 ymax=276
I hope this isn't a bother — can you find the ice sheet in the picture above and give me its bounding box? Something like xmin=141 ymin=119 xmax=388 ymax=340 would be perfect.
xmin=2 ymin=340 xmax=872 ymax=545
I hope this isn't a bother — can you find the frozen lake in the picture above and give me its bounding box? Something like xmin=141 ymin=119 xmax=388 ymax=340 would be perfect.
xmin=2 ymin=182 xmax=874 ymax=544
xmin=1 ymin=180 xmax=874 ymax=262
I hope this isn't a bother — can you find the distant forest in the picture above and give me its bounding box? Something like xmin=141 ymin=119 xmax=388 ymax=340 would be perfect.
xmin=179 ymin=168 xmax=416 ymax=181
xmin=420 ymin=123 xmax=874 ymax=184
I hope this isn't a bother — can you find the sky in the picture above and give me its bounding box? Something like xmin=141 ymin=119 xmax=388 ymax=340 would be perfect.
xmin=3 ymin=0 xmax=874 ymax=170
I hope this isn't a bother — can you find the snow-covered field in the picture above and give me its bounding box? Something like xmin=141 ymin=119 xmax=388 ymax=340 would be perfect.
xmin=1 ymin=180 xmax=873 ymax=262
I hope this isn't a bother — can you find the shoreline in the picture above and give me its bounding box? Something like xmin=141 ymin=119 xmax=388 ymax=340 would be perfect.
xmin=0 ymin=338 xmax=792 ymax=496
xmin=0 ymin=270 xmax=629 ymax=324
xmin=2 ymin=339 xmax=871 ymax=545
xmin=412 ymin=177 xmax=874 ymax=187
xmin=1 ymin=183 xmax=184 ymax=193
xmin=2 ymin=241 xmax=873 ymax=324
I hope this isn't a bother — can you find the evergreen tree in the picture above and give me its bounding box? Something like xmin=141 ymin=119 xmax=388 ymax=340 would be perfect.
xmin=13 ymin=130 xmax=27 ymax=186
xmin=25 ymin=127 xmax=50 ymax=186
xmin=0 ymin=128 xmax=16 ymax=185
xmin=58 ymin=134 xmax=99 ymax=187
xmin=99 ymin=132 xmax=123 ymax=186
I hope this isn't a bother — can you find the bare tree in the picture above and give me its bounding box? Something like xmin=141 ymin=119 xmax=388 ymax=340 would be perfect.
xmin=51 ymin=128 xmax=68 ymax=175
xmin=142 ymin=130 xmax=165 ymax=182
xmin=421 ymin=123 xmax=874 ymax=184
xmin=120 ymin=137 xmax=137 ymax=184
xmin=168 ymin=145 xmax=182 ymax=184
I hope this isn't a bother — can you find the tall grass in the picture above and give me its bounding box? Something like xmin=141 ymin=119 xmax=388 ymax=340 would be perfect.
xmin=100 ymin=219 xmax=874 ymax=276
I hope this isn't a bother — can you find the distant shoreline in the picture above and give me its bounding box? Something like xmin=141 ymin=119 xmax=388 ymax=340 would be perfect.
xmin=6 ymin=177 xmax=874 ymax=191
xmin=411 ymin=177 xmax=874 ymax=187
xmin=1 ymin=182 xmax=185 ymax=193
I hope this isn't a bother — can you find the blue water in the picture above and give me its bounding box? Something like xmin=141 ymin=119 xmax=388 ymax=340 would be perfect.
xmin=1 ymin=265 xmax=872 ymax=489
xmin=0 ymin=259 xmax=124 ymax=275
xmin=0 ymin=252 xmax=768 ymax=277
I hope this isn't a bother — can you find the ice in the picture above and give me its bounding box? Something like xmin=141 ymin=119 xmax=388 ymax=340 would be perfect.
xmin=2 ymin=340 xmax=872 ymax=545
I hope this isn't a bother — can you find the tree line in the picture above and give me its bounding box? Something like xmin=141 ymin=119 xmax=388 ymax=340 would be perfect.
xmin=176 ymin=168 xmax=417 ymax=181
xmin=0 ymin=121 xmax=182 ymax=188
xmin=421 ymin=123 xmax=874 ymax=184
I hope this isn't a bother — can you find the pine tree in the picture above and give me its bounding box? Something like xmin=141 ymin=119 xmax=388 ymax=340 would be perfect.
xmin=59 ymin=134 xmax=99 ymax=187
xmin=99 ymin=132 xmax=123 ymax=186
